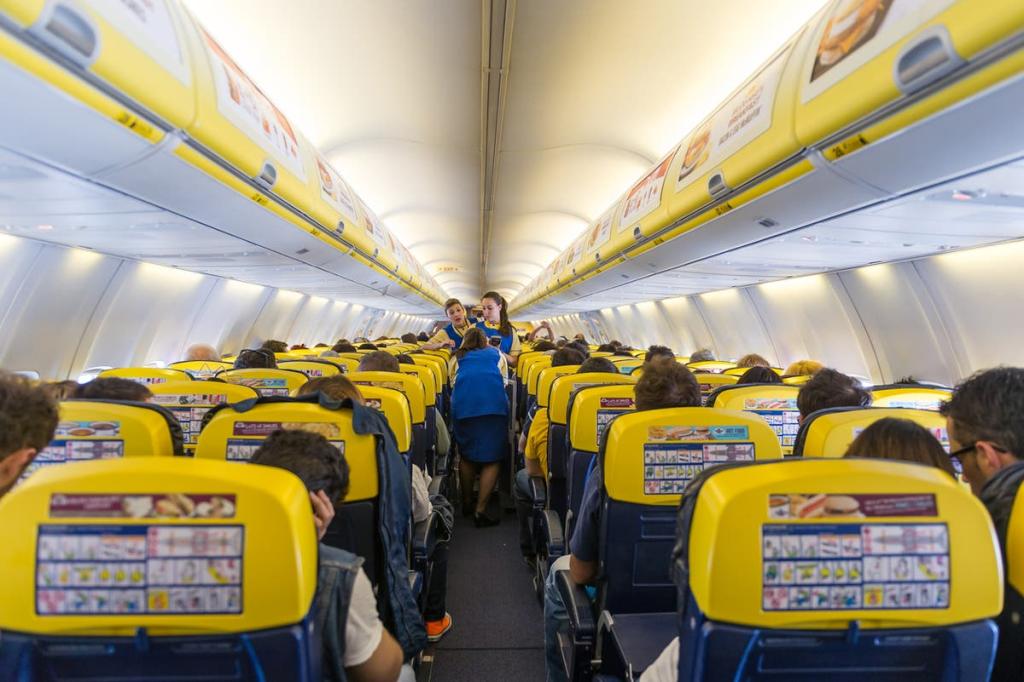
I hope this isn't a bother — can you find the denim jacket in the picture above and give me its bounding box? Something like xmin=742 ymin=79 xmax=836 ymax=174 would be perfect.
xmin=206 ymin=393 xmax=427 ymax=659
xmin=316 ymin=544 xmax=362 ymax=682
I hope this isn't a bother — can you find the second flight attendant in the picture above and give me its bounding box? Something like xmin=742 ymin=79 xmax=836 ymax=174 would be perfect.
xmin=423 ymin=298 xmax=477 ymax=350
xmin=477 ymin=291 xmax=521 ymax=368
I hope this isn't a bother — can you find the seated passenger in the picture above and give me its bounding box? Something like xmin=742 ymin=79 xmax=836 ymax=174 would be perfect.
xmin=689 ymin=348 xmax=715 ymax=363
xmin=572 ymin=333 xmax=588 ymax=345
xmin=297 ymin=375 xmax=454 ymax=643
xmin=184 ymin=343 xmax=220 ymax=362
xmin=596 ymin=343 xmax=617 ymax=353
xmin=528 ymin=321 xmax=554 ymax=342
xmin=544 ymin=361 xmax=702 ymax=682
xmin=941 ymin=367 xmax=1024 ymax=681
xmin=75 ymin=377 xmax=152 ymax=402
xmin=796 ymin=368 xmax=871 ymax=422
xmin=843 ymin=417 xmax=955 ymax=476
xmin=416 ymin=332 xmax=429 ymax=343
xmin=644 ymin=345 xmax=675 ymax=365
xmin=395 ymin=354 xmax=415 ymax=366
xmin=250 ymin=430 xmax=403 ymax=682
xmin=737 ymin=366 xmax=782 ymax=385
xmin=261 ymin=339 xmax=289 ymax=354
xmin=400 ymin=333 xmax=418 ymax=344
xmin=784 ymin=359 xmax=824 ymax=377
xmin=0 ymin=372 xmax=59 ymax=498
xmin=291 ymin=344 xmax=309 ymax=351
xmin=358 ymin=343 xmax=380 ymax=351
xmin=514 ymin=356 xmax=618 ymax=562
xmin=333 ymin=341 xmax=358 ymax=354
xmin=40 ymin=379 xmax=80 ymax=401
xmin=358 ymin=351 xmax=400 ymax=374
xmin=736 ymin=353 xmax=770 ymax=368
xmin=565 ymin=341 xmax=590 ymax=359
xmin=234 ymin=348 xmax=277 ymax=369
xmin=532 ymin=340 xmax=557 ymax=353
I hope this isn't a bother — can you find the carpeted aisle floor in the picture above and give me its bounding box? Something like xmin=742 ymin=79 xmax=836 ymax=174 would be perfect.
xmin=418 ymin=508 xmax=547 ymax=681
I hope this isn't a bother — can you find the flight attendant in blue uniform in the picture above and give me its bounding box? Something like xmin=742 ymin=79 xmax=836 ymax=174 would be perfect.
xmin=450 ymin=327 xmax=509 ymax=527
xmin=476 ymin=291 xmax=521 ymax=368
xmin=423 ymin=298 xmax=477 ymax=350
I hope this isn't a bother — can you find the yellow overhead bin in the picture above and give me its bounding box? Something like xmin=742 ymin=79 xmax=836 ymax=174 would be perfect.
xmin=795 ymin=0 xmax=1024 ymax=150
xmin=1 ymin=0 xmax=194 ymax=131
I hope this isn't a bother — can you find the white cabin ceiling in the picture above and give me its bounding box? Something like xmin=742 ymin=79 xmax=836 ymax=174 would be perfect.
xmin=183 ymin=0 xmax=830 ymax=305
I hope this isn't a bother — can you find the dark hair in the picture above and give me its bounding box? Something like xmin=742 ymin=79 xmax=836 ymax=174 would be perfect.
xmin=552 ymin=348 xmax=585 ymax=367
xmin=250 ymin=429 xmax=349 ymax=506
xmin=940 ymin=367 xmax=1024 ymax=460
xmin=400 ymin=333 xmax=418 ymax=344
xmin=573 ymin=333 xmax=589 ymax=345
xmin=737 ymin=353 xmax=770 ymax=368
xmin=596 ymin=344 xmax=617 ymax=353
xmin=298 ymin=376 xmax=364 ymax=404
xmin=533 ymin=340 xmax=557 ymax=353
xmin=443 ymin=298 xmax=464 ymax=314
xmin=454 ymin=327 xmax=490 ymax=361
xmin=234 ymin=348 xmax=277 ymax=369
xmin=613 ymin=349 xmax=634 ymax=357
xmin=644 ymin=345 xmax=675 ymax=364
xmin=0 ymin=372 xmax=59 ymax=457
xmin=578 ymin=357 xmax=618 ymax=374
xmin=395 ymin=354 xmax=415 ymax=365
xmin=635 ymin=361 xmax=701 ymax=411
xmin=844 ymin=418 xmax=956 ymax=476
xmin=481 ymin=291 xmax=513 ymax=337
xmin=417 ymin=332 xmax=429 ymax=342
xmin=290 ymin=344 xmax=308 ymax=351
xmin=565 ymin=341 xmax=590 ymax=359
xmin=358 ymin=351 xmax=400 ymax=373
xmin=76 ymin=377 xmax=153 ymax=402
xmin=261 ymin=339 xmax=288 ymax=354
xmin=357 ymin=343 xmax=379 ymax=351
xmin=689 ymin=348 xmax=715 ymax=363
xmin=737 ymin=367 xmax=782 ymax=385
xmin=332 ymin=342 xmax=357 ymax=354
xmin=40 ymin=380 xmax=80 ymax=401
xmin=797 ymin=368 xmax=871 ymax=419
xmin=895 ymin=376 xmax=922 ymax=385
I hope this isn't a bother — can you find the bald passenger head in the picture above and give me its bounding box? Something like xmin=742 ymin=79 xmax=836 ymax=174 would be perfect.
xmin=184 ymin=344 xmax=221 ymax=362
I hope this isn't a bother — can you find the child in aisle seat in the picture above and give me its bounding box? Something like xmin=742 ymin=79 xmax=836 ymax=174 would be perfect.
xmin=298 ymin=375 xmax=454 ymax=643
xmin=75 ymin=377 xmax=153 ymax=402
xmin=250 ymin=429 xmax=405 ymax=682
xmin=543 ymin=359 xmax=701 ymax=682
xmin=0 ymin=372 xmax=59 ymax=498
xmin=514 ymin=356 xmax=619 ymax=564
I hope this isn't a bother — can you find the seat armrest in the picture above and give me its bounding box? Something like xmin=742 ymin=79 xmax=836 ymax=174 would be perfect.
xmin=555 ymin=570 xmax=596 ymax=640
xmin=541 ymin=509 xmax=565 ymax=555
xmin=529 ymin=475 xmax=548 ymax=508
xmin=412 ymin=512 xmax=438 ymax=565
xmin=427 ymin=475 xmax=444 ymax=498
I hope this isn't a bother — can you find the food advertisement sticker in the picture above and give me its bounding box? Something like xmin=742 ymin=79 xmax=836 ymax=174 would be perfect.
xmin=768 ymin=493 xmax=938 ymax=520
xmin=762 ymin=522 xmax=950 ymax=611
xmin=585 ymin=210 xmax=615 ymax=253
xmin=316 ymin=155 xmax=358 ymax=219
xmin=620 ymin=148 xmax=678 ymax=229
xmin=803 ymin=0 xmax=955 ymax=102
xmin=90 ymin=0 xmax=190 ymax=85
xmin=675 ymin=50 xmax=787 ymax=192
xmin=201 ymin=29 xmax=306 ymax=180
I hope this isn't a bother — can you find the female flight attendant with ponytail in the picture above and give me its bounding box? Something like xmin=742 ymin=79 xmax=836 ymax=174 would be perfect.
xmin=476 ymin=291 xmax=521 ymax=368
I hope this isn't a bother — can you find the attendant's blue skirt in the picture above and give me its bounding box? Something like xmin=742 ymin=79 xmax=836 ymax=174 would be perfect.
xmin=454 ymin=414 xmax=508 ymax=464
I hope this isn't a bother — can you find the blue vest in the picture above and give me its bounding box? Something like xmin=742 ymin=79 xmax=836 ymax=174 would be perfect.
xmin=476 ymin=322 xmax=514 ymax=354
xmin=444 ymin=316 xmax=477 ymax=347
xmin=451 ymin=347 xmax=508 ymax=421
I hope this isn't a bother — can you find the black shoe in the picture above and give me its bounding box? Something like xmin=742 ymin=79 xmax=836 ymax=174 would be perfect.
xmin=474 ymin=511 xmax=500 ymax=528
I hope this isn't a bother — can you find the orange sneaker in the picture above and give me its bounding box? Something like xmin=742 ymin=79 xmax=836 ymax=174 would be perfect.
xmin=425 ymin=612 xmax=453 ymax=642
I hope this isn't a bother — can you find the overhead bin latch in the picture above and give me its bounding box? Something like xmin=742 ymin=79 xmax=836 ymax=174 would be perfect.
xmin=895 ymin=25 xmax=963 ymax=95
xmin=255 ymin=162 xmax=278 ymax=189
xmin=708 ymin=172 xmax=730 ymax=199
xmin=632 ymin=226 xmax=643 ymax=241
xmin=30 ymin=2 xmax=99 ymax=66
xmin=336 ymin=220 xmax=345 ymax=235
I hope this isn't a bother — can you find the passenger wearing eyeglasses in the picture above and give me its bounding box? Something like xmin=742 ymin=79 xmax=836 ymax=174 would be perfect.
xmin=940 ymin=367 xmax=1024 ymax=682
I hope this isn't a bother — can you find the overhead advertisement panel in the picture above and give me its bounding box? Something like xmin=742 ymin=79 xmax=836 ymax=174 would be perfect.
xmin=620 ymin=148 xmax=677 ymax=229
xmin=315 ymin=155 xmax=358 ymax=219
xmin=803 ymin=0 xmax=954 ymax=103
xmin=89 ymin=0 xmax=191 ymax=86
xmin=200 ymin=29 xmax=306 ymax=181
xmin=675 ymin=52 xmax=787 ymax=192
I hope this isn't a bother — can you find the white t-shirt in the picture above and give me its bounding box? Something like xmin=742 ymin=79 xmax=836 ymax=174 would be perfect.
xmin=639 ymin=636 xmax=678 ymax=682
xmin=344 ymin=568 xmax=384 ymax=667
xmin=411 ymin=464 xmax=431 ymax=524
